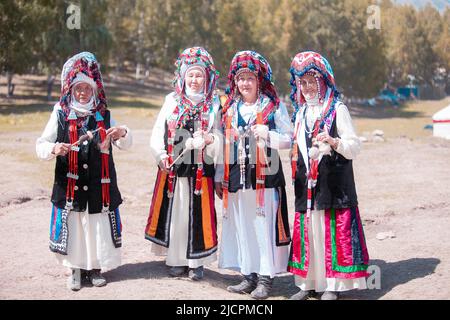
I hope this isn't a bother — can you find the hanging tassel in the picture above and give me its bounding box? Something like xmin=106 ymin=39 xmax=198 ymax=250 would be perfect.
xmin=306 ymin=179 xmax=312 ymax=218
xmin=291 ymin=141 xmax=298 ymax=185
xmin=65 ymin=110 xmax=78 ymax=210
xmin=222 ymin=109 xmax=234 ymax=218
xmin=96 ymin=112 xmax=110 ymax=211
xmin=255 ymin=103 xmax=265 ymax=217
xmin=166 ymin=121 xmax=177 ymax=198
xmin=238 ymin=136 xmax=246 ymax=189
xmin=194 ymin=111 xmax=208 ymax=196
xmin=194 ymin=127 xmax=204 ymax=195
xmin=291 ymin=116 xmax=302 ymax=185
xmin=194 ymin=166 xmax=203 ymax=195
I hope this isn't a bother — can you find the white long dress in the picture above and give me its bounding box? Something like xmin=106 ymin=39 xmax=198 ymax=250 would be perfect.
xmin=294 ymin=102 xmax=367 ymax=292
xmin=36 ymin=103 xmax=132 ymax=271
xmin=149 ymin=93 xmax=221 ymax=268
xmin=218 ymin=99 xmax=293 ymax=278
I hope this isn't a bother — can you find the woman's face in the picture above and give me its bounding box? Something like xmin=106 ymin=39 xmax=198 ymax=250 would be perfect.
xmin=236 ymin=72 xmax=258 ymax=103
xmin=73 ymin=82 xmax=93 ymax=104
xmin=298 ymin=74 xmax=318 ymax=101
xmin=185 ymin=68 xmax=205 ymax=93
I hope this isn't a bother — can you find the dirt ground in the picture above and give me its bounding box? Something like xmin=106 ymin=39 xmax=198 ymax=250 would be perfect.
xmin=1 ymin=79 xmax=450 ymax=299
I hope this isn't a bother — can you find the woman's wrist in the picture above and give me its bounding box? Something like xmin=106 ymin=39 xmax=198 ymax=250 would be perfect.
xmin=331 ymin=138 xmax=339 ymax=150
xmin=205 ymin=133 xmax=214 ymax=145
xmin=121 ymin=127 xmax=128 ymax=138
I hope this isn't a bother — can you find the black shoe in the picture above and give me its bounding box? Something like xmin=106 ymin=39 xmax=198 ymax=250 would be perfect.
xmin=88 ymin=269 xmax=107 ymax=287
xmin=188 ymin=266 xmax=204 ymax=281
xmin=80 ymin=269 xmax=89 ymax=284
xmin=321 ymin=291 xmax=340 ymax=300
xmin=227 ymin=273 xmax=257 ymax=294
xmin=169 ymin=266 xmax=188 ymax=277
xmin=250 ymin=275 xmax=273 ymax=300
xmin=290 ymin=289 xmax=316 ymax=300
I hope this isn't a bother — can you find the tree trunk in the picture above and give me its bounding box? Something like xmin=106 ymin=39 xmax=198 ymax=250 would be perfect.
xmin=47 ymin=73 xmax=55 ymax=101
xmin=6 ymin=71 xmax=14 ymax=98
xmin=135 ymin=63 xmax=141 ymax=80
xmin=135 ymin=11 xmax=144 ymax=81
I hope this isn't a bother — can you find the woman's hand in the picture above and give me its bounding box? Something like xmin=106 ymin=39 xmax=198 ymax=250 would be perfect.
xmin=251 ymin=124 xmax=269 ymax=140
xmin=193 ymin=129 xmax=214 ymax=145
xmin=106 ymin=126 xmax=127 ymax=141
xmin=214 ymin=182 xmax=223 ymax=199
xmin=158 ymin=158 xmax=170 ymax=173
xmin=316 ymin=131 xmax=339 ymax=149
xmin=52 ymin=142 xmax=71 ymax=156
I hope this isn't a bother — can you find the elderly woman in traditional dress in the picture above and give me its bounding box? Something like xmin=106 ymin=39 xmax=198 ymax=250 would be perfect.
xmin=287 ymin=51 xmax=370 ymax=300
xmin=36 ymin=52 xmax=132 ymax=291
xmin=145 ymin=47 xmax=221 ymax=281
xmin=217 ymin=51 xmax=292 ymax=300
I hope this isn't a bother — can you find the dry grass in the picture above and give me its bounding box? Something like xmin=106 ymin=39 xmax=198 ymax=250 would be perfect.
xmin=1 ymin=73 xmax=449 ymax=139
xmin=0 ymin=72 xmax=168 ymax=132
xmin=351 ymin=97 xmax=450 ymax=139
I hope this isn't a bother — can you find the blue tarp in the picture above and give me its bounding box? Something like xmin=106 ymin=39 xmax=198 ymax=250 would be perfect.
xmin=397 ymin=87 xmax=419 ymax=99
xmin=379 ymin=89 xmax=402 ymax=106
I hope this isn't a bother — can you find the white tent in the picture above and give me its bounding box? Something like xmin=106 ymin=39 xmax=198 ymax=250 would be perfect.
xmin=433 ymin=104 xmax=450 ymax=139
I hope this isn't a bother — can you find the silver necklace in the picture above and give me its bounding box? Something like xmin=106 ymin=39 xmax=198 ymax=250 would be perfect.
xmin=304 ymin=105 xmax=323 ymax=138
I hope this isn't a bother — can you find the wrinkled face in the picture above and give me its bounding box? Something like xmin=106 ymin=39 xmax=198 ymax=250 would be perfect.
xmin=236 ymin=72 xmax=258 ymax=103
xmin=185 ymin=67 xmax=205 ymax=94
xmin=73 ymin=82 xmax=93 ymax=104
xmin=298 ymin=74 xmax=318 ymax=101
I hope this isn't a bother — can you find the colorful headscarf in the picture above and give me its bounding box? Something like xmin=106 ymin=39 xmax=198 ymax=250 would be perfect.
xmin=223 ymin=50 xmax=280 ymax=117
xmin=289 ymin=51 xmax=339 ymax=120
xmin=173 ymin=47 xmax=218 ymax=105
xmin=59 ymin=52 xmax=107 ymax=124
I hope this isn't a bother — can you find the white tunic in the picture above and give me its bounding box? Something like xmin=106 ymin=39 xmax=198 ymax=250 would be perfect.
xmin=149 ymin=93 xmax=221 ymax=267
xmin=218 ymin=99 xmax=293 ymax=277
xmin=36 ymin=104 xmax=132 ymax=271
xmin=294 ymin=102 xmax=367 ymax=292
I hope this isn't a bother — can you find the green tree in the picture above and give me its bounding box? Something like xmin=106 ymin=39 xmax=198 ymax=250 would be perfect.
xmin=435 ymin=8 xmax=450 ymax=93
xmin=215 ymin=0 xmax=257 ymax=81
xmin=34 ymin=0 xmax=80 ymax=100
xmin=243 ymin=0 xmax=308 ymax=96
xmin=106 ymin=0 xmax=137 ymax=72
xmin=382 ymin=3 xmax=438 ymax=87
xmin=339 ymin=0 xmax=387 ymax=98
xmin=279 ymin=0 xmax=386 ymax=98
xmin=0 ymin=0 xmax=39 ymax=97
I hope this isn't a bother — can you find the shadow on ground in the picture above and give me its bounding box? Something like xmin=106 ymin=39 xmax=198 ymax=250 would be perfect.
xmin=0 ymin=103 xmax=54 ymax=115
xmin=104 ymin=260 xmax=169 ymax=282
xmin=105 ymin=257 xmax=440 ymax=300
xmin=350 ymin=103 xmax=422 ymax=119
xmin=344 ymin=258 xmax=440 ymax=300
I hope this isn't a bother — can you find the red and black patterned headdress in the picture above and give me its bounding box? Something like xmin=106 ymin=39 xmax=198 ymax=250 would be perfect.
xmin=289 ymin=51 xmax=339 ymax=114
xmin=173 ymin=47 xmax=219 ymax=106
xmin=59 ymin=52 xmax=107 ymax=122
xmin=223 ymin=51 xmax=280 ymax=117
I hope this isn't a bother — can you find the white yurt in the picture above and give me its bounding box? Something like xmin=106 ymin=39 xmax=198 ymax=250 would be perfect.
xmin=433 ymin=104 xmax=450 ymax=139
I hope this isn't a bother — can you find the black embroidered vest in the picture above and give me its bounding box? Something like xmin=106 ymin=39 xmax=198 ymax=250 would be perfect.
xmin=51 ymin=110 xmax=123 ymax=213
xmin=227 ymin=106 xmax=286 ymax=193
xmin=164 ymin=119 xmax=215 ymax=178
xmin=294 ymin=116 xmax=358 ymax=212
